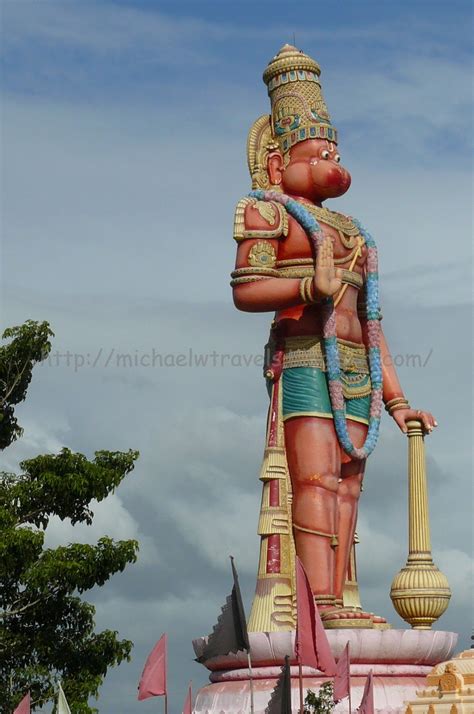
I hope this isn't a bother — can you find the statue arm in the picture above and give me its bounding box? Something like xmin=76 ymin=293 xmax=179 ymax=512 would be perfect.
xmin=357 ymin=285 xmax=404 ymax=403
xmin=232 ymin=240 xmax=302 ymax=312
xmin=378 ymin=326 xmax=437 ymax=434
xmin=379 ymin=328 xmax=405 ymax=403
xmin=231 ymin=198 xmax=304 ymax=313
xmin=231 ymin=198 xmax=342 ymax=312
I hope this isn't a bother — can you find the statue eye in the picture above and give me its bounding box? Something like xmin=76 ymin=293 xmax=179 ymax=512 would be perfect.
xmin=334 ymin=154 xmax=341 ymax=163
xmin=321 ymin=150 xmax=330 ymax=159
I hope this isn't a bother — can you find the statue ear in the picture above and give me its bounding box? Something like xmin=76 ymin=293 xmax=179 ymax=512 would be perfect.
xmin=267 ymin=151 xmax=285 ymax=186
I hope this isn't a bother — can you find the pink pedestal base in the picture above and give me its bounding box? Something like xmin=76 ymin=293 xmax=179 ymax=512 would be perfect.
xmin=192 ymin=629 xmax=458 ymax=713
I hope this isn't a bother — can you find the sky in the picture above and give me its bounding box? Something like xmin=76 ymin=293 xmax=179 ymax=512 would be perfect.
xmin=1 ymin=0 xmax=473 ymax=711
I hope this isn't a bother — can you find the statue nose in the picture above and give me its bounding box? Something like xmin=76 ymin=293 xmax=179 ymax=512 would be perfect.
xmin=326 ymin=166 xmax=345 ymax=187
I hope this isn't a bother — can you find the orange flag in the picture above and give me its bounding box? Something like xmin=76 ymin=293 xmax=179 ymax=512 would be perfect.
xmin=333 ymin=641 xmax=350 ymax=702
xmin=138 ymin=633 xmax=167 ymax=700
xmin=13 ymin=693 xmax=30 ymax=714
xmin=357 ymin=670 xmax=374 ymax=713
xmin=182 ymin=682 xmax=192 ymax=714
xmin=295 ymin=556 xmax=336 ymax=675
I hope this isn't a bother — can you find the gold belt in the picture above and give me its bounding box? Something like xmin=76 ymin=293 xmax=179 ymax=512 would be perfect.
xmin=283 ymin=336 xmax=369 ymax=373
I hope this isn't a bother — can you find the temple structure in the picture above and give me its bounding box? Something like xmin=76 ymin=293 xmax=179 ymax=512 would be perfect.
xmin=404 ymin=649 xmax=474 ymax=713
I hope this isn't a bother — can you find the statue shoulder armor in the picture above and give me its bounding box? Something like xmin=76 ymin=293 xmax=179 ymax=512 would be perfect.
xmin=233 ymin=197 xmax=288 ymax=242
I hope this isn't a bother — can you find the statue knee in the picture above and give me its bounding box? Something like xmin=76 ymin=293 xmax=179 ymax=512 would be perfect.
xmin=297 ymin=471 xmax=339 ymax=493
xmin=338 ymin=477 xmax=363 ymax=500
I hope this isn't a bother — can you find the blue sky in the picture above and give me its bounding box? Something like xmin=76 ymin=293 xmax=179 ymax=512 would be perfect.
xmin=1 ymin=1 xmax=473 ymax=712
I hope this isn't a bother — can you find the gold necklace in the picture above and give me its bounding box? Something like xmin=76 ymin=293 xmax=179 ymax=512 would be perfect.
xmin=299 ymin=202 xmax=360 ymax=237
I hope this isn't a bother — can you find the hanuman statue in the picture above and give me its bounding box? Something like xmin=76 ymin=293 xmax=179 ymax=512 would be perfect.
xmin=231 ymin=45 xmax=436 ymax=630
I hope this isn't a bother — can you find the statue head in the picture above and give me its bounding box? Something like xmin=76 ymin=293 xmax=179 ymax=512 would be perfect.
xmin=247 ymin=45 xmax=351 ymax=202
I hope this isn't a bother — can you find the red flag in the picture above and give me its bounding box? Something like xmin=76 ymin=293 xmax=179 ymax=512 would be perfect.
xmin=182 ymin=682 xmax=192 ymax=714
xmin=333 ymin=641 xmax=350 ymax=702
xmin=138 ymin=633 xmax=167 ymax=700
xmin=357 ymin=670 xmax=374 ymax=713
xmin=13 ymin=693 xmax=30 ymax=714
xmin=295 ymin=557 xmax=336 ymax=675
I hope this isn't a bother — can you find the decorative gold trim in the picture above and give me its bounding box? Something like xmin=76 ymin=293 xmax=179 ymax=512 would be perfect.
xmin=263 ymin=45 xmax=321 ymax=86
xmin=282 ymin=336 xmax=369 ymax=373
xmin=293 ymin=522 xmax=338 ymax=547
xmin=253 ymin=201 xmax=277 ymax=225
xmin=283 ymin=410 xmax=333 ymax=421
xmin=247 ymin=114 xmax=277 ymax=190
xmin=276 ymin=257 xmax=313 ymax=267
xmin=233 ymin=197 xmax=255 ymax=241
xmin=248 ymin=240 xmax=277 ymax=269
xmin=259 ymin=446 xmax=287 ymax=481
xmin=243 ymin=227 xmax=284 ymax=239
xmin=333 ymin=236 xmax=365 ymax=307
xmin=277 ymin=204 xmax=289 ymax=237
xmin=314 ymin=595 xmax=337 ymax=606
xmin=282 ymin=410 xmax=369 ymax=425
xmin=231 ymin=267 xmax=278 ymax=278
xmin=230 ymin=276 xmax=272 ymax=287
xmin=297 ymin=202 xmax=361 ymax=237
xmin=279 ymin=266 xmax=315 ymax=279
xmin=279 ymin=265 xmax=363 ymax=289
xmin=299 ymin=276 xmax=318 ymax=304
xmin=385 ymin=397 xmax=410 ymax=415
xmin=341 ymin=371 xmax=372 ymax=399
xmin=340 ymin=269 xmax=364 ymax=289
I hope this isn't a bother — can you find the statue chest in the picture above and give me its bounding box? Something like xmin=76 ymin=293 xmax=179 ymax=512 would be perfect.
xmin=278 ymin=216 xmax=368 ymax=270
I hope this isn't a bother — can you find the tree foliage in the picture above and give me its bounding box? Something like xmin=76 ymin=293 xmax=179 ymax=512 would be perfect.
xmin=304 ymin=682 xmax=335 ymax=713
xmin=0 ymin=323 xmax=140 ymax=712
xmin=0 ymin=320 xmax=53 ymax=450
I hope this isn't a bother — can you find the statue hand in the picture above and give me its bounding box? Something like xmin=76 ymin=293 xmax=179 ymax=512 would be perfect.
xmin=313 ymin=235 xmax=342 ymax=297
xmin=392 ymin=408 xmax=438 ymax=435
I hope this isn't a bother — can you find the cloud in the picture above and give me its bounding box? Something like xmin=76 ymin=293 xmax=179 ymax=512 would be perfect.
xmin=2 ymin=3 xmax=472 ymax=711
xmin=45 ymin=494 xmax=159 ymax=567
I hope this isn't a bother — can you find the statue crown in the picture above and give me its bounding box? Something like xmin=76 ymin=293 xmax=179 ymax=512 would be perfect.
xmin=262 ymin=44 xmax=337 ymax=154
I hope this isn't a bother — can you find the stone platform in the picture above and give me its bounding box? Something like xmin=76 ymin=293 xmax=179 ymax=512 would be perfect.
xmin=192 ymin=629 xmax=458 ymax=713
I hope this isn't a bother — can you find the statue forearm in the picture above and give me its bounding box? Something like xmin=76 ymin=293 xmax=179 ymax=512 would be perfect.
xmin=233 ymin=278 xmax=304 ymax=313
xmin=379 ymin=329 xmax=405 ymax=402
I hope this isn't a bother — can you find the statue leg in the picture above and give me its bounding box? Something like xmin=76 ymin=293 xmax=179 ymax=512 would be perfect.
xmin=284 ymin=415 xmax=340 ymax=605
xmin=334 ymin=419 xmax=367 ymax=602
xmin=331 ymin=419 xmax=388 ymax=627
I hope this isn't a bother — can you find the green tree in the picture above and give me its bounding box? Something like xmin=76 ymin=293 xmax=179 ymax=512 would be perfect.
xmin=0 ymin=320 xmax=53 ymax=450
xmin=0 ymin=323 xmax=140 ymax=712
xmin=304 ymin=682 xmax=336 ymax=713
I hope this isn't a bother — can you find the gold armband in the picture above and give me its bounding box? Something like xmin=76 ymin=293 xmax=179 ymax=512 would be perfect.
xmin=230 ymin=275 xmax=272 ymax=287
xmin=231 ymin=267 xmax=278 ymax=278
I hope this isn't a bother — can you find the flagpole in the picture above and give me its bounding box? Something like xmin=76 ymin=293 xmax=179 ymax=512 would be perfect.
xmin=298 ymin=660 xmax=304 ymax=714
xmin=247 ymin=650 xmax=255 ymax=714
xmin=164 ymin=693 xmax=168 ymax=714
xmin=347 ymin=642 xmax=352 ymax=714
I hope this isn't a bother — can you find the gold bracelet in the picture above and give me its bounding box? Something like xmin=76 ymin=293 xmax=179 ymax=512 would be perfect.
xmin=389 ymin=404 xmax=411 ymax=415
xmin=385 ymin=397 xmax=409 ymax=412
xmin=385 ymin=397 xmax=411 ymax=416
xmin=299 ymin=277 xmax=318 ymax=305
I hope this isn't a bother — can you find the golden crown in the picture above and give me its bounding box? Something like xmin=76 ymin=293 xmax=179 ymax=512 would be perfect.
xmin=262 ymin=44 xmax=337 ymax=154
